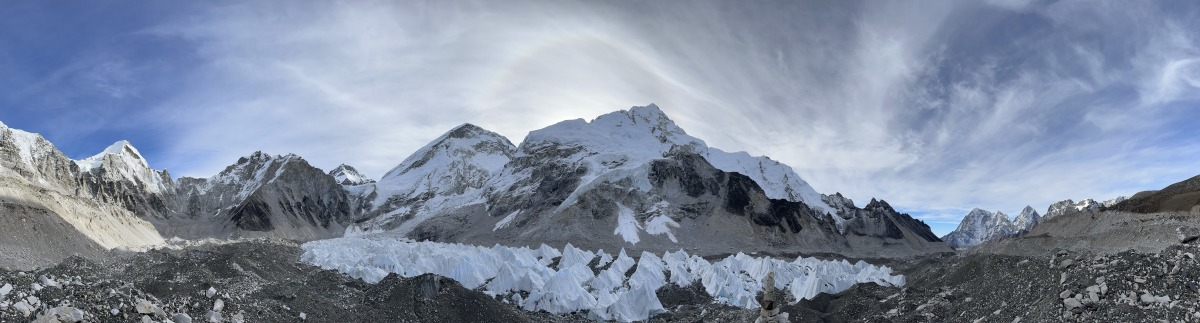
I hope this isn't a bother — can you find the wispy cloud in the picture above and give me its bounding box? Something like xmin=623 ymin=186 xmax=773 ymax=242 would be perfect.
xmin=143 ymin=0 xmax=1200 ymax=229
xmin=4 ymin=1 xmax=1198 ymax=236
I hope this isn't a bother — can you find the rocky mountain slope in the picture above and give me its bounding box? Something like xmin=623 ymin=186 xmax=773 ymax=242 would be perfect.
xmin=1112 ymin=174 xmax=1200 ymax=214
xmin=359 ymin=105 xmax=946 ymax=257
xmin=164 ymin=152 xmax=355 ymax=241
xmin=352 ymin=123 xmax=516 ymax=235
xmin=0 ymin=122 xmax=166 ymax=253
xmin=0 ymin=120 xmax=358 ymax=266
xmin=1013 ymin=205 xmax=1042 ymax=232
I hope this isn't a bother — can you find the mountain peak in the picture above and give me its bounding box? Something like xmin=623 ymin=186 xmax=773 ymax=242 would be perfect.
xmin=942 ymin=207 xmax=1020 ymax=249
xmin=329 ymin=164 xmax=375 ymax=186
xmin=1013 ymin=205 xmax=1041 ymax=232
xmin=522 ymin=104 xmax=704 ymax=157
xmin=381 ymin=124 xmax=515 ymax=181
xmin=75 ymin=140 xmax=150 ymax=172
xmin=627 ymin=103 xmax=667 ymax=120
xmin=446 ymin=123 xmax=493 ymax=139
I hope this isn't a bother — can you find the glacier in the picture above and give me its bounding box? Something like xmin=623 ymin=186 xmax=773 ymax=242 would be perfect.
xmin=300 ymin=236 xmax=905 ymax=322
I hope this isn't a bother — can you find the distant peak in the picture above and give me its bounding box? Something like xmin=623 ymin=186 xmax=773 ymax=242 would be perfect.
xmin=629 ymin=103 xmax=664 ymax=116
xmin=445 ymin=123 xmax=499 ymax=140
xmin=330 ymin=163 xmax=375 ymax=185
xmin=75 ymin=139 xmax=149 ymax=172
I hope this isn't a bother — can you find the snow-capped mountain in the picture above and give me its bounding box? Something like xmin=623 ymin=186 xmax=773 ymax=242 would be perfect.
xmin=348 ymin=123 xmax=516 ymax=235
xmin=1044 ymin=198 xmax=1102 ymax=220
xmin=942 ymin=205 xmax=1043 ymax=249
xmin=0 ymin=122 xmax=165 ymax=252
xmin=328 ymin=164 xmax=374 ymax=186
xmin=1012 ymin=206 xmax=1041 ymax=232
xmin=0 ymin=104 xmax=949 ymax=261
xmin=383 ymin=105 xmax=946 ymax=256
xmin=1 ymin=119 xmax=360 ymax=260
xmin=941 ymin=208 xmax=1019 ymax=249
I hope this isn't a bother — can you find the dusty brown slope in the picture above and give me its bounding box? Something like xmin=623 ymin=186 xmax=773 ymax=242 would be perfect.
xmin=1112 ymin=173 xmax=1200 ymax=214
xmin=0 ymin=200 xmax=105 ymax=270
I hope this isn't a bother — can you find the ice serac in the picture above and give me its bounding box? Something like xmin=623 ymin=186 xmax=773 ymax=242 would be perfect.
xmin=408 ymin=105 xmax=946 ymax=257
xmin=941 ymin=208 xmax=1020 ymax=249
xmin=356 ymin=123 xmax=516 ymax=235
xmin=301 ymin=237 xmax=906 ymax=322
xmin=168 ymin=152 xmax=354 ymax=241
xmin=328 ymin=164 xmax=375 ymax=186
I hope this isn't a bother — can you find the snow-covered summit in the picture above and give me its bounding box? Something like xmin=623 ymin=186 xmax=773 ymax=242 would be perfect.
xmin=74 ymin=140 xmax=150 ymax=172
xmin=328 ymin=164 xmax=374 ymax=186
xmin=361 ymin=123 xmax=517 ymax=233
xmin=71 ymin=140 xmax=168 ymax=193
xmin=520 ymin=104 xmax=707 ymax=161
xmin=509 ymin=104 xmax=835 ymax=215
xmin=375 ymin=123 xmax=515 ymax=205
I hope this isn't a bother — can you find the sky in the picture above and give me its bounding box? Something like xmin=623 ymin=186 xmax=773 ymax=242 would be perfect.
xmin=2 ymin=0 xmax=1199 ymax=236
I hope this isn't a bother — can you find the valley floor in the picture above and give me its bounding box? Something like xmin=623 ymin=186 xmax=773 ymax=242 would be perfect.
xmin=1 ymin=238 xmax=1197 ymax=322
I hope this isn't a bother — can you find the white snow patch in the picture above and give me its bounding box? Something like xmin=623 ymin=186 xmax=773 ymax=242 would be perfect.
xmin=301 ymin=236 xmax=905 ymax=322
xmin=644 ymin=215 xmax=680 ymax=243
xmin=494 ymin=211 xmax=520 ymax=231
xmin=614 ymin=204 xmax=641 ymax=244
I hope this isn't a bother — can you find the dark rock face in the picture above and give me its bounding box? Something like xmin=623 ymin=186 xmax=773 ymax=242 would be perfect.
xmin=79 ymin=167 xmax=175 ymax=219
xmin=486 ymin=144 xmax=585 ymax=220
xmin=431 ymin=148 xmax=946 ymax=256
xmin=230 ymin=197 xmax=274 ymax=231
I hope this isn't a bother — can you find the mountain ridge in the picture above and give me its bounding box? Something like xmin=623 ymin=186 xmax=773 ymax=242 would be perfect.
xmin=0 ymin=104 xmax=950 ymax=261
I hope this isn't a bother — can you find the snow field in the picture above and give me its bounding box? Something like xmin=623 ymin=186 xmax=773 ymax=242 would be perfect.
xmin=300 ymin=237 xmax=904 ymax=322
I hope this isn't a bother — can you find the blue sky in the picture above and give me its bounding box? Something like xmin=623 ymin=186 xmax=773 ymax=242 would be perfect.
xmin=2 ymin=0 xmax=1199 ymax=236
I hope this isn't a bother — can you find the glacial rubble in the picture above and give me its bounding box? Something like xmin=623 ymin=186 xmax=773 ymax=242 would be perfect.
xmin=835 ymin=245 xmax=1200 ymax=322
